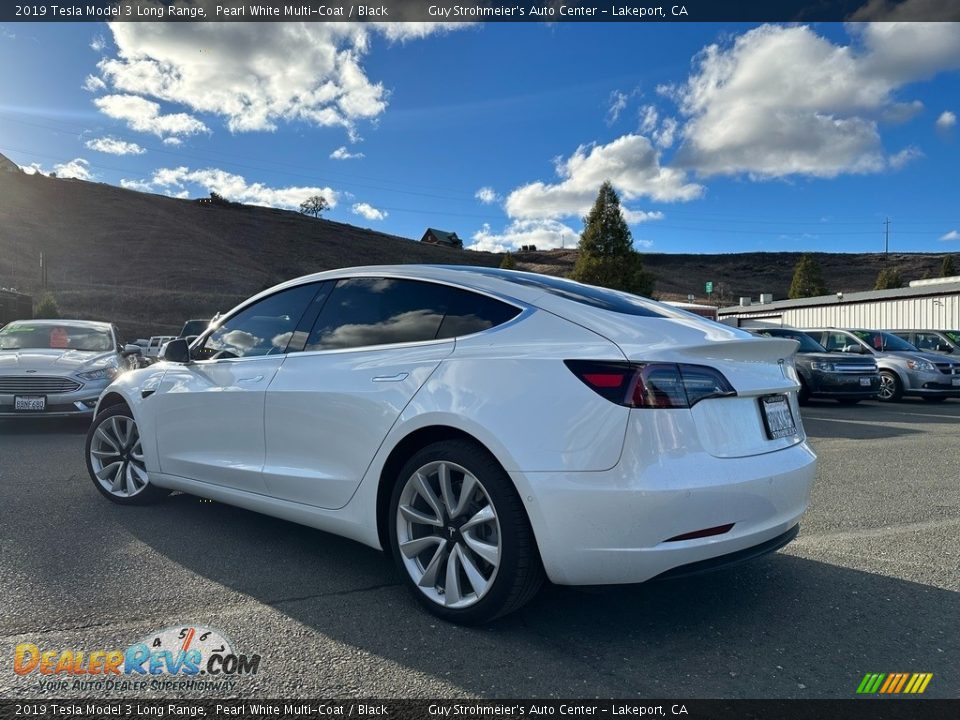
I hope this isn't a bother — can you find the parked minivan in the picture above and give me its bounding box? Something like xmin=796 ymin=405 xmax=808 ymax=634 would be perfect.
xmin=890 ymin=330 xmax=960 ymax=356
xmin=750 ymin=327 xmax=880 ymax=404
xmin=804 ymin=328 xmax=960 ymax=402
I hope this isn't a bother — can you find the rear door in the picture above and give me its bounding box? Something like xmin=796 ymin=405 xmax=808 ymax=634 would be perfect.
xmin=262 ymin=277 xmax=519 ymax=509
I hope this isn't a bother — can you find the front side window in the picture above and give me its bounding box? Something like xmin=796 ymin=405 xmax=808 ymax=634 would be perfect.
xmin=305 ymin=278 xmax=519 ymax=352
xmin=193 ymin=283 xmax=321 ymax=360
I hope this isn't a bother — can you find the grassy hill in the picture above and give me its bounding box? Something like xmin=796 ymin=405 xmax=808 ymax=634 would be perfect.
xmin=1 ymin=157 xmax=955 ymax=338
xmin=0 ymin=164 xmax=499 ymax=337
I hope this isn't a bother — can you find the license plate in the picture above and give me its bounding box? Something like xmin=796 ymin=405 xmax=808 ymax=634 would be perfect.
xmin=953 ymin=378 xmax=960 ymax=387
xmin=860 ymin=377 xmax=872 ymax=387
xmin=14 ymin=395 xmax=46 ymax=411
xmin=760 ymin=394 xmax=797 ymax=440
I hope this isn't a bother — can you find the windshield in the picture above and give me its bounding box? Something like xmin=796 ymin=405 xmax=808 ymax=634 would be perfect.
xmin=943 ymin=331 xmax=960 ymax=345
xmin=757 ymin=329 xmax=826 ymax=353
xmin=0 ymin=323 xmax=114 ymax=352
xmin=851 ymin=330 xmax=918 ymax=352
xmin=180 ymin=320 xmax=210 ymax=337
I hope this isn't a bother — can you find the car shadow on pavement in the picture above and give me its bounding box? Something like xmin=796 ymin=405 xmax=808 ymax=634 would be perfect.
xmin=113 ymin=494 xmax=959 ymax=699
xmin=0 ymin=417 xmax=90 ymax=435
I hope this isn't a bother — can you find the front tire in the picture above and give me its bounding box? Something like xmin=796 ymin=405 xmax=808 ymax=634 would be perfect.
xmin=388 ymin=439 xmax=543 ymax=624
xmin=877 ymin=371 xmax=903 ymax=402
xmin=86 ymin=404 xmax=170 ymax=505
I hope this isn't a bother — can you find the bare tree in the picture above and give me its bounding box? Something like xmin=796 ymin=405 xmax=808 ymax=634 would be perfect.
xmin=300 ymin=195 xmax=330 ymax=218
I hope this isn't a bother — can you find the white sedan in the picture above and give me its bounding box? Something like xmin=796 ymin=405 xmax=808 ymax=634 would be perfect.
xmin=85 ymin=266 xmax=816 ymax=623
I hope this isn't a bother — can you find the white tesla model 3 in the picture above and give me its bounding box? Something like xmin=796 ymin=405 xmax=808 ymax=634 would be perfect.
xmin=86 ymin=266 xmax=816 ymax=623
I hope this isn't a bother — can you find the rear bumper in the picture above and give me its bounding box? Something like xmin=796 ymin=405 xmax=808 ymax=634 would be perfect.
xmin=511 ymin=440 xmax=816 ymax=586
xmin=653 ymin=524 xmax=799 ymax=581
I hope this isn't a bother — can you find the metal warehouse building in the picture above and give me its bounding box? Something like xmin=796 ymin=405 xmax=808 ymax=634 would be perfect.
xmin=717 ymin=276 xmax=960 ymax=330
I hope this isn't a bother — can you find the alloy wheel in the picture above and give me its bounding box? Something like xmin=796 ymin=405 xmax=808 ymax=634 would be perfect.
xmin=89 ymin=414 xmax=149 ymax=498
xmin=395 ymin=461 xmax=501 ymax=609
xmin=878 ymin=374 xmax=895 ymax=401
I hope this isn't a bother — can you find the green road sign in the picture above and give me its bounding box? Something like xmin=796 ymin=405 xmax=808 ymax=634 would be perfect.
xmin=705 ymin=281 xmax=714 ymax=293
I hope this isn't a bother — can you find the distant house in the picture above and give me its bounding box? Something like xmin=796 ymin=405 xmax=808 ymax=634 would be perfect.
xmin=420 ymin=228 xmax=463 ymax=249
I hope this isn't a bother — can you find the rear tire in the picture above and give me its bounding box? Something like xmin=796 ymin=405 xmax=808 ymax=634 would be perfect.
xmin=388 ymin=439 xmax=543 ymax=624
xmin=86 ymin=404 xmax=170 ymax=505
xmin=877 ymin=371 xmax=903 ymax=402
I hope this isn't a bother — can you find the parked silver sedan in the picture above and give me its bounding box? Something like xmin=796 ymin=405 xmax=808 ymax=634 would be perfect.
xmin=0 ymin=319 xmax=139 ymax=418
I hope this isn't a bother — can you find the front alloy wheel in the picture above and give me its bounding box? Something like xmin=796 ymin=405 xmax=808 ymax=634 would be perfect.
xmin=877 ymin=371 xmax=903 ymax=402
xmin=389 ymin=440 xmax=543 ymax=623
xmin=86 ymin=404 xmax=169 ymax=505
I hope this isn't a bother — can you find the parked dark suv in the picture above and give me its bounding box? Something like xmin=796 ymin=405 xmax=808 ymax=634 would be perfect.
xmin=750 ymin=327 xmax=881 ymax=404
xmin=890 ymin=330 xmax=960 ymax=356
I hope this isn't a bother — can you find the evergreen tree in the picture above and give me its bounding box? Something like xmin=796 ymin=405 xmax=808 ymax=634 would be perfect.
xmin=874 ymin=267 xmax=904 ymax=290
xmin=570 ymin=181 xmax=654 ymax=296
xmin=942 ymin=254 xmax=957 ymax=277
xmin=34 ymin=293 xmax=60 ymax=319
xmin=788 ymin=253 xmax=828 ymax=299
xmin=499 ymin=252 xmax=517 ymax=270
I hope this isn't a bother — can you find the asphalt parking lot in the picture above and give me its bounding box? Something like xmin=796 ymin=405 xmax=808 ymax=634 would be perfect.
xmin=1 ymin=400 xmax=957 ymax=699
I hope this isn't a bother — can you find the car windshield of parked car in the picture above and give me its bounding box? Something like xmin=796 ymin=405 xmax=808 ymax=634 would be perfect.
xmin=944 ymin=331 xmax=960 ymax=345
xmin=851 ymin=330 xmax=918 ymax=352
xmin=758 ymin=330 xmax=825 ymax=353
xmin=0 ymin=322 xmax=113 ymax=351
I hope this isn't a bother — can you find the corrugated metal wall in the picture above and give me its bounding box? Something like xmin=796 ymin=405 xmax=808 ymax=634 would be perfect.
xmin=723 ymin=293 xmax=960 ymax=330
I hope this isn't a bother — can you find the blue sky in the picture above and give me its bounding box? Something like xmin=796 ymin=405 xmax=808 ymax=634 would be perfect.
xmin=1 ymin=21 xmax=959 ymax=254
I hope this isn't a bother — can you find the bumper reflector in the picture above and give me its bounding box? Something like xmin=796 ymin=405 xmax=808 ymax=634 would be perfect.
xmin=665 ymin=523 xmax=735 ymax=542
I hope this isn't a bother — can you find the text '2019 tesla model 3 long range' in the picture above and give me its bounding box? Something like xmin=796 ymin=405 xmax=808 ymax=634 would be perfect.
xmin=85 ymin=266 xmax=816 ymax=623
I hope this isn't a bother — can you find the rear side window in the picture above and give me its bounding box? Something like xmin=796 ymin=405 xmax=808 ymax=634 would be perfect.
xmin=454 ymin=268 xmax=667 ymax=318
xmin=305 ymin=278 xmax=519 ymax=351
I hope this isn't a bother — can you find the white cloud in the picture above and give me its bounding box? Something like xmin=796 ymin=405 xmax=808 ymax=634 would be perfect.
xmin=330 ymin=146 xmax=365 ymax=160
xmin=505 ymin=134 xmax=702 ymax=221
xmin=936 ymin=110 xmax=957 ymax=130
xmin=669 ymin=23 xmax=960 ymax=178
xmin=475 ymin=187 xmax=499 ymax=204
xmin=607 ymin=90 xmax=630 ymax=124
xmin=85 ymin=136 xmax=146 ymax=155
xmin=888 ymin=145 xmax=924 ymax=169
xmin=90 ymin=22 xmax=461 ymax=138
xmin=621 ymin=209 xmax=665 ymax=224
xmin=83 ymin=75 xmax=107 ymax=92
xmin=94 ymin=94 xmax=209 ymax=139
xmin=90 ymin=35 xmax=106 ymax=52
xmin=351 ymin=202 xmax=387 ymax=221
xmin=52 ymin=158 xmax=93 ymax=181
xmin=162 ymin=137 xmax=182 ymax=146
xmin=940 ymin=230 xmax=960 ymax=241
xmin=122 ymin=166 xmax=338 ymax=210
xmin=468 ymin=219 xmax=580 ymax=253
xmin=2 ymin=26 xmax=16 ymax=41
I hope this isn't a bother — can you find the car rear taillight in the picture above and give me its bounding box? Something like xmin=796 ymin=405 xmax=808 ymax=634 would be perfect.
xmin=565 ymin=360 xmax=736 ymax=409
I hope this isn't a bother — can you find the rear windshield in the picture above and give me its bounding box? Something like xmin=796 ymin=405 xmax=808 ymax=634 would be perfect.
xmin=459 ymin=268 xmax=668 ymax=318
xmin=0 ymin=322 xmax=114 ymax=351
xmin=756 ymin=329 xmax=826 ymax=353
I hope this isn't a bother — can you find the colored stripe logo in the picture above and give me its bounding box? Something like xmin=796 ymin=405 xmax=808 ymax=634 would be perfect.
xmin=857 ymin=673 xmax=933 ymax=694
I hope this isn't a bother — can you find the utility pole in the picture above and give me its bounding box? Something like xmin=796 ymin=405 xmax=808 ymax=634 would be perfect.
xmin=884 ymin=217 xmax=890 ymax=256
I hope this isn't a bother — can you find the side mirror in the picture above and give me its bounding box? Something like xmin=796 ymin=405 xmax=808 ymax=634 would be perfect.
xmin=121 ymin=344 xmax=142 ymax=357
xmin=938 ymin=343 xmax=952 ymax=352
xmin=161 ymin=338 xmax=192 ymax=364
xmin=841 ymin=344 xmax=862 ymax=354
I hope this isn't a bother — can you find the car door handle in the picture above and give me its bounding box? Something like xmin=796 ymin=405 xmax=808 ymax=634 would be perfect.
xmin=238 ymin=375 xmax=265 ymax=383
xmin=372 ymin=372 xmax=408 ymax=383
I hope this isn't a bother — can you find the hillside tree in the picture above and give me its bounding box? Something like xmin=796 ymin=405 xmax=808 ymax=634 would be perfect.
xmin=499 ymin=252 xmax=517 ymax=270
xmin=300 ymin=195 xmax=329 ymax=218
xmin=788 ymin=253 xmax=828 ymax=299
xmin=570 ymin=181 xmax=654 ymax=296
xmin=942 ymin=254 xmax=957 ymax=277
xmin=34 ymin=293 xmax=60 ymax=319
xmin=875 ymin=267 xmax=904 ymax=290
